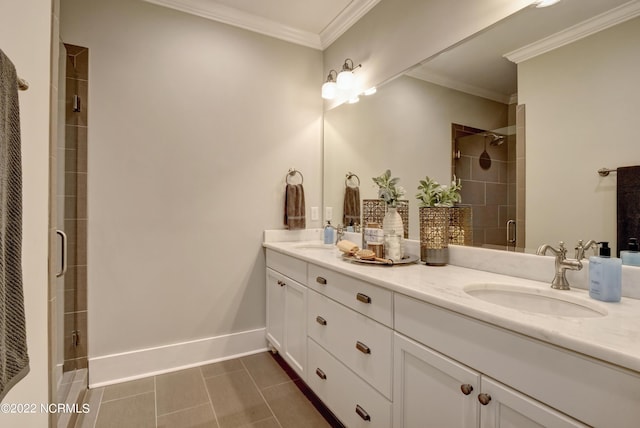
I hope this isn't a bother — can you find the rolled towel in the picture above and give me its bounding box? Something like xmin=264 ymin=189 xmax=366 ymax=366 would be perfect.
xmin=284 ymin=183 xmax=306 ymax=230
xmin=343 ymin=186 xmax=360 ymax=226
xmin=337 ymin=239 xmax=359 ymax=255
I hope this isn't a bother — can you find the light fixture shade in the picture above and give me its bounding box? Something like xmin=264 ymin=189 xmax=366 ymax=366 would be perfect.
xmin=322 ymin=81 xmax=337 ymax=100
xmin=337 ymin=70 xmax=355 ymax=90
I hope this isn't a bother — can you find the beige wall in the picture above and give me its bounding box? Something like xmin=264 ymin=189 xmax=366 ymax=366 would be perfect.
xmin=0 ymin=0 xmax=52 ymax=426
xmin=60 ymin=0 xmax=323 ymax=369
xmin=520 ymin=16 xmax=640 ymax=251
xmin=322 ymin=0 xmax=533 ymax=105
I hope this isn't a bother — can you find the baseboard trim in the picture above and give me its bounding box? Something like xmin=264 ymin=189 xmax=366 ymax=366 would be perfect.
xmin=88 ymin=328 xmax=268 ymax=388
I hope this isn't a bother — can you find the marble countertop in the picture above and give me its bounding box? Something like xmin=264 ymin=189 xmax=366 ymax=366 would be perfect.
xmin=264 ymin=239 xmax=640 ymax=375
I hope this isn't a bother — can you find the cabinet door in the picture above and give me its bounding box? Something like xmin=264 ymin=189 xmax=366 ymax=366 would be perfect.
xmin=283 ymin=279 xmax=307 ymax=380
xmin=394 ymin=333 xmax=480 ymax=428
xmin=479 ymin=377 xmax=587 ymax=428
xmin=266 ymin=268 xmax=285 ymax=352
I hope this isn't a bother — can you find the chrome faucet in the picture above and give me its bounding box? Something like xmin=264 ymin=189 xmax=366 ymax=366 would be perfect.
xmin=536 ymin=241 xmax=584 ymax=290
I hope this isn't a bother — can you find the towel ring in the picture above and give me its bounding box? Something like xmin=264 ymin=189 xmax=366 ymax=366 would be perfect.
xmin=345 ymin=172 xmax=360 ymax=188
xmin=286 ymin=168 xmax=304 ymax=184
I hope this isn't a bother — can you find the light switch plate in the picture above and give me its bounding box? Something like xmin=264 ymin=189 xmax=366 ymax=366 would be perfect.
xmin=311 ymin=207 xmax=319 ymax=221
xmin=325 ymin=207 xmax=333 ymax=221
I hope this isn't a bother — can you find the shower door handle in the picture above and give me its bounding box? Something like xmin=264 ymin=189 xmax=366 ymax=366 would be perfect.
xmin=506 ymin=220 xmax=516 ymax=245
xmin=56 ymin=230 xmax=68 ymax=278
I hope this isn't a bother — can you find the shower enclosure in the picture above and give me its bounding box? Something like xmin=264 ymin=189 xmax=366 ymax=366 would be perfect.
xmin=451 ymin=118 xmax=525 ymax=251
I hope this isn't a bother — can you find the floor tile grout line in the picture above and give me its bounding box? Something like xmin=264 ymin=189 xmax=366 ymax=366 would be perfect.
xmin=260 ymin=378 xmax=298 ymax=392
xmin=240 ymin=357 xmax=284 ymax=428
xmin=100 ymin=389 xmax=155 ymax=404
xmin=89 ymin=388 xmax=103 ymax=428
xmin=199 ymin=366 xmax=222 ymax=428
xmin=201 ymin=367 xmax=246 ymax=381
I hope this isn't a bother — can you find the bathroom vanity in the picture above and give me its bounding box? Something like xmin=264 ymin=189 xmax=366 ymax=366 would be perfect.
xmin=264 ymin=232 xmax=640 ymax=428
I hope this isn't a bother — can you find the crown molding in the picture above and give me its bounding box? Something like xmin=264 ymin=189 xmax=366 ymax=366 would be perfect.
xmin=505 ymin=0 xmax=640 ymax=63
xmin=406 ymin=68 xmax=512 ymax=104
xmin=142 ymin=0 xmax=381 ymax=50
xmin=319 ymin=0 xmax=383 ymax=49
xmin=143 ymin=0 xmax=322 ymax=49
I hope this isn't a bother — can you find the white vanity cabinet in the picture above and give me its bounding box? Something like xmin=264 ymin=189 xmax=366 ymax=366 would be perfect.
xmin=395 ymin=294 xmax=640 ymax=428
xmin=394 ymin=333 xmax=586 ymax=428
xmin=265 ymin=250 xmax=308 ymax=380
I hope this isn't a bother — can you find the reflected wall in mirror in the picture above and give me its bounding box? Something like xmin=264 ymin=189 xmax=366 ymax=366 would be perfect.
xmin=323 ymin=0 xmax=639 ymax=253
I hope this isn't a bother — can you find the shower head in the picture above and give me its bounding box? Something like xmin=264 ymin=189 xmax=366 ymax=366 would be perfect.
xmin=485 ymin=133 xmax=506 ymax=146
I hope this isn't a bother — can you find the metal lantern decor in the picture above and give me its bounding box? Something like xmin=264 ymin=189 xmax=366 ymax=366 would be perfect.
xmin=419 ymin=206 xmax=450 ymax=265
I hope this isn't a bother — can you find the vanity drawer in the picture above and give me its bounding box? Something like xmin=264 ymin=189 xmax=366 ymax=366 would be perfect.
xmin=308 ymin=289 xmax=393 ymax=399
xmin=266 ymin=249 xmax=307 ymax=285
xmin=307 ymin=263 xmax=392 ymax=326
xmin=308 ymin=338 xmax=392 ymax=428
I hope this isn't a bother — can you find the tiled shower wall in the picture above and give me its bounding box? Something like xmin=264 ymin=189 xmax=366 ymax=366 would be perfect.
xmin=453 ymin=122 xmax=516 ymax=249
xmin=61 ymin=44 xmax=88 ymax=371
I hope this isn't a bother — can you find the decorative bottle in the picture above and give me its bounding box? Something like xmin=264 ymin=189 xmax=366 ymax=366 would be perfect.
xmin=589 ymin=242 xmax=622 ymax=302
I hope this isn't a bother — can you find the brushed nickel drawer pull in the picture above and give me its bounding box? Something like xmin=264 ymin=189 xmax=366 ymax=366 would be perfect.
xmin=355 ymin=404 xmax=371 ymax=421
xmin=316 ymin=316 xmax=327 ymax=326
xmin=356 ymin=292 xmax=371 ymax=304
xmin=460 ymin=384 xmax=474 ymax=395
xmin=316 ymin=276 xmax=327 ymax=285
xmin=315 ymin=368 xmax=327 ymax=380
xmin=356 ymin=341 xmax=371 ymax=354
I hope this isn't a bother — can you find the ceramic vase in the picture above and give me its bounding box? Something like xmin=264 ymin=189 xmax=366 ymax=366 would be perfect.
xmin=383 ymin=206 xmax=404 ymax=261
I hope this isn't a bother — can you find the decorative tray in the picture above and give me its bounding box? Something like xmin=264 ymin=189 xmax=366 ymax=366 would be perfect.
xmin=341 ymin=254 xmax=420 ymax=266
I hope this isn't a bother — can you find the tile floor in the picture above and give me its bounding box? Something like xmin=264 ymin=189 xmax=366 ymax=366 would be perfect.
xmin=76 ymin=352 xmax=341 ymax=428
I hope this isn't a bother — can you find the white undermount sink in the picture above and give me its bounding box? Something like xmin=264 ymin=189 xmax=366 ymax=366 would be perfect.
xmin=464 ymin=283 xmax=608 ymax=318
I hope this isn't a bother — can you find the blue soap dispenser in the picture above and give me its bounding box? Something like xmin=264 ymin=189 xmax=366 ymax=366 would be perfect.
xmin=324 ymin=221 xmax=335 ymax=245
xmin=621 ymin=238 xmax=640 ymax=267
xmin=589 ymin=242 xmax=622 ymax=302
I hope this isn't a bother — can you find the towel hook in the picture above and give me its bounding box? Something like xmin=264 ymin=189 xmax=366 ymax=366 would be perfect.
xmin=345 ymin=172 xmax=360 ymax=188
xmin=286 ymin=168 xmax=304 ymax=185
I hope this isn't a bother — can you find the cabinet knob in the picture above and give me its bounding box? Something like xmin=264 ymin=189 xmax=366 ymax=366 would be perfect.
xmin=355 ymin=404 xmax=371 ymax=421
xmin=460 ymin=384 xmax=474 ymax=395
xmin=316 ymin=316 xmax=327 ymax=326
xmin=315 ymin=368 xmax=327 ymax=380
xmin=356 ymin=341 xmax=371 ymax=354
xmin=478 ymin=393 xmax=492 ymax=406
xmin=356 ymin=292 xmax=371 ymax=304
xmin=316 ymin=276 xmax=327 ymax=285
xmin=277 ymin=280 xmax=285 ymax=287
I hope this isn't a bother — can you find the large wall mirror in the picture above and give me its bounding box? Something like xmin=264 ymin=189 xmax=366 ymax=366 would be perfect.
xmin=323 ymin=0 xmax=640 ymax=254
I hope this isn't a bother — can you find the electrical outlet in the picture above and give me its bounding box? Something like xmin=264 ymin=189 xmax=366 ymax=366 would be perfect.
xmin=325 ymin=207 xmax=333 ymax=221
xmin=311 ymin=207 xmax=319 ymax=221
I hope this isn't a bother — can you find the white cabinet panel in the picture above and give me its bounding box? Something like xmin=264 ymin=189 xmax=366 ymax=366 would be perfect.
xmin=308 ymin=289 xmax=393 ymax=399
xmin=479 ymin=377 xmax=586 ymax=428
xmin=308 ymin=338 xmax=392 ymax=428
xmin=394 ymin=333 xmax=480 ymax=428
xmin=265 ymin=267 xmax=307 ymax=381
xmin=307 ymin=263 xmax=393 ymax=326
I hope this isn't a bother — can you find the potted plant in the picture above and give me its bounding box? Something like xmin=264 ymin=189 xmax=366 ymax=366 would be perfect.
xmin=415 ymin=176 xmax=462 ymax=265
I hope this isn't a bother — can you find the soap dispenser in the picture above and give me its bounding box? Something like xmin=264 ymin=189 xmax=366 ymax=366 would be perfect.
xmin=621 ymin=238 xmax=640 ymax=267
xmin=324 ymin=221 xmax=335 ymax=245
xmin=589 ymin=242 xmax=622 ymax=302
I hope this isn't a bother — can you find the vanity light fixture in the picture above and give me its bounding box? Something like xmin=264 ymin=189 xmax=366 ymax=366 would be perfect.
xmin=363 ymin=87 xmax=377 ymax=96
xmin=337 ymin=58 xmax=362 ymax=90
xmin=534 ymin=0 xmax=561 ymax=7
xmin=321 ymin=70 xmax=338 ymax=100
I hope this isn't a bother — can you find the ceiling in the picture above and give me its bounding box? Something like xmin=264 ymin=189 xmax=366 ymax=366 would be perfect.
xmin=142 ymin=0 xmax=382 ymax=50
xmin=406 ymin=0 xmax=639 ymax=103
